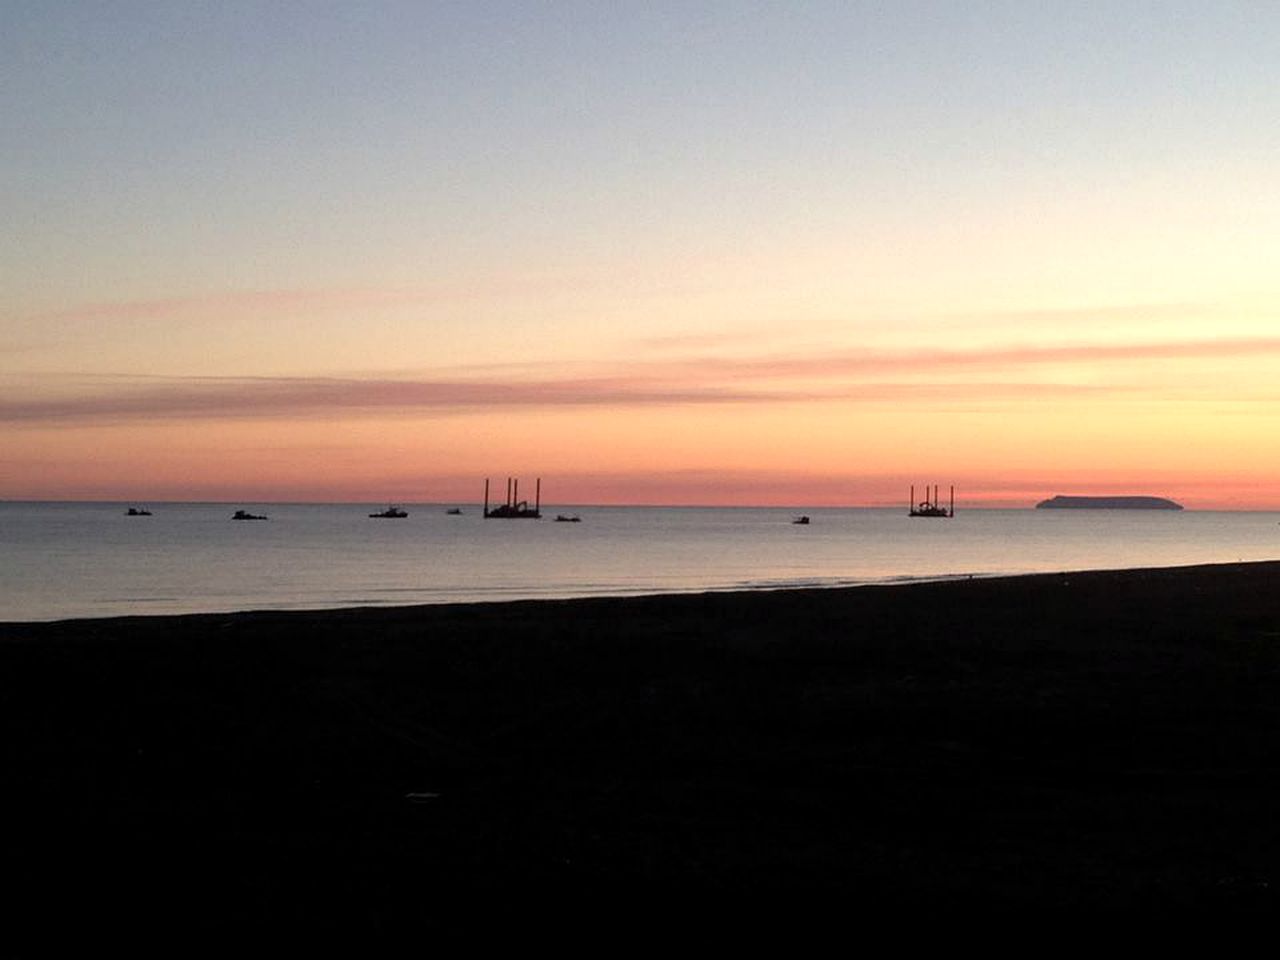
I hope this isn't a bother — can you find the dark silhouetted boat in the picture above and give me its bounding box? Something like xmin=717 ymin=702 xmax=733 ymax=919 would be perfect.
xmin=125 ymin=507 xmax=152 ymax=516
xmin=555 ymin=514 xmax=581 ymax=523
xmin=792 ymin=515 xmax=810 ymax=525
xmin=909 ymin=485 xmax=954 ymax=518
xmin=483 ymin=477 xmax=541 ymax=519
xmin=232 ymin=510 xmax=268 ymax=521
xmin=369 ymin=506 xmax=408 ymax=518
xmin=445 ymin=507 xmax=463 ymax=515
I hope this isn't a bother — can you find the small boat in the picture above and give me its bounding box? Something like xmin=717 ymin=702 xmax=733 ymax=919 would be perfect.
xmin=445 ymin=508 xmax=463 ymax=515
xmin=232 ymin=509 xmax=268 ymax=521
xmin=791 ymin=515 xmax=810 ymax=525
xmin=554 ymin=514 xmax=581 ymax=523
xmin=369 ymin=506 xmax=408 ymax=518
xmin=125 ymin=507 xmax=152 ymax=516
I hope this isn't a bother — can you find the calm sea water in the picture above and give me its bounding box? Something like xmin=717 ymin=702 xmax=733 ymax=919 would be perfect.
xmin=2 ymin=501 xmax=1278 ymax=622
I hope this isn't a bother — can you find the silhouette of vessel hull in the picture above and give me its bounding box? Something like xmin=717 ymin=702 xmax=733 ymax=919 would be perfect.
xmin=369 ymin=506 xmax=408 ymax=518
xmin=486 ymin=505 xmax=540 ymax=518
xmin=232 ymin=510 xmax=267 ymax=521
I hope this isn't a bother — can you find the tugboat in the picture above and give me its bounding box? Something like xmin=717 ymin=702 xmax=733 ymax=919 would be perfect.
xmin=369 ymin=505 xmax=409 ymax=518
xmin=791 ymin=515 xmax=810 ymax=525
xmin=232 ymin=509 xmax=268 ymax=521
xmin=125 ymin=507 xmax=152 ymax=516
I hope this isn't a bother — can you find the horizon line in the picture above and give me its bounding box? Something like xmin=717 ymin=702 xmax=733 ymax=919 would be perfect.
xmin=1 ymin=497 xmax=1260 ymax=512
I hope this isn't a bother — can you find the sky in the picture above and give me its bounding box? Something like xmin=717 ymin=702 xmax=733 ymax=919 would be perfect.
xmin=4 ymin=1 xmax=1280 ymax=507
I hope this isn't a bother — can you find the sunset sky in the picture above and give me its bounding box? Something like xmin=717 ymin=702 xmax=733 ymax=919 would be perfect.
xmin=5 ymin=2 xmax=1280 ymax=507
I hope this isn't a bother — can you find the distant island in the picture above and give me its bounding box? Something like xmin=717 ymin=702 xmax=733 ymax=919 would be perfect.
xmin=1036 ymin=495 xmax=1184 ymax=511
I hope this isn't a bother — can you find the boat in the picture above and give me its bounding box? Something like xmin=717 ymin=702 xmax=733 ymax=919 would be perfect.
xmin=483 ymin=477 xmax=542 ymax=519
xmin=125 ymin=507 xmax=152 ymax=516
xmin=445 ymin=508 xmax=463 ymax=515
xmin=909 ymin=485 xmax=954 ymax=518
xmin=232 ymin=509 xmax=268 ymax=521
xmin=555 ymin=514 xmax=581 ymax=523
xmin=791 ymin=515 xmax=810 ymax=525
xmin=369 ymin=506 xmax=408 ymax=518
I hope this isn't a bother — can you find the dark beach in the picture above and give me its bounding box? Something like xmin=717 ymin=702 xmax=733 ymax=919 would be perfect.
xmin=5 ymin=562 xmax=1280 ymax=933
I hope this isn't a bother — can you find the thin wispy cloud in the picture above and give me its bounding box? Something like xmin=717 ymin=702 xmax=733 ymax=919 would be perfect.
xmin=652 ymin=336 xmax=1280 ymax=381
xmin=10 ymin=269 xmax=714 ymax=327
xmin=0 ymin=375 xmax=1124 ymax=425
xmin=938 ymin=302 xmax=1216 ymax=326
xmin=629 ymin=304 xmax=1239 ymax=355
xmin=2 ymin=335 xmax=1273 ymax=426
xmin=634 ymin=329 xmax=789 ymax=351
xmin=0 ymin=376 xmax=787 ymax=424
xmin=14 ymin=285 xmax=491 ymax=326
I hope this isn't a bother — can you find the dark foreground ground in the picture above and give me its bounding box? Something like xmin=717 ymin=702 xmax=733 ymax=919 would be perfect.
xmin=5 ymin=562 xmax=1280 ymax=935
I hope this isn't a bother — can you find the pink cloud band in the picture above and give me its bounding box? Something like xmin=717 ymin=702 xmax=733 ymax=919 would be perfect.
xmin=3 ymin=335 xmax=1275 ymax=425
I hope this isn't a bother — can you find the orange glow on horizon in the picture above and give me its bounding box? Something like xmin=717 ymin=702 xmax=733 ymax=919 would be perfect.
xmin=7 ymin=293 xmax=1280 ymax=510
xmin=5 ymin=407 xmax=1278 ymax=510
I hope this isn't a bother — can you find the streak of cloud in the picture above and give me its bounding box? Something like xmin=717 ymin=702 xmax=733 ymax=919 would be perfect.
xmin=653 ymin=336 xmax=1280 ymax=380
xmin=11 ymin=282 xmax=538 ymax=325
xmin=0 ymin=376 xmax=786 ymax=424
xmin=2 ymin=335 xmax=1273 ymax=426
xmin=0 ymin=375 xmax=1115 ymax=425
xmin=938 ymin=302 xmax=1215 ymax=326
xmin=9 ymin=268 xmax=718 ymax=328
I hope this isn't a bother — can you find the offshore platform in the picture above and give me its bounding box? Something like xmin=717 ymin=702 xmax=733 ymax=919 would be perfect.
xmin=909 ymin=485 xmax=954 ymax=518
xmin=483 ymin=477 xmax=542 ymax=518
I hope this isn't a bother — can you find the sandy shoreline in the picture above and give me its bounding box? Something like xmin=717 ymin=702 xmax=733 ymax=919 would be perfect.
xmin=5 ymin=560 xmax=1280 ymax=931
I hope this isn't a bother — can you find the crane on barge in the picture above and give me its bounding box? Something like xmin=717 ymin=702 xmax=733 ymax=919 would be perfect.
xmin=909 ymin=485 xmax=954 ymax=518
xmin=483 ymin=477 xmax=542 ymax=518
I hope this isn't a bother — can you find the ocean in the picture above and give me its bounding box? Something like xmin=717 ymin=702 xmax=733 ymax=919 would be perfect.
xmin=2 ymin=501 xmax=1278 ymax=622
